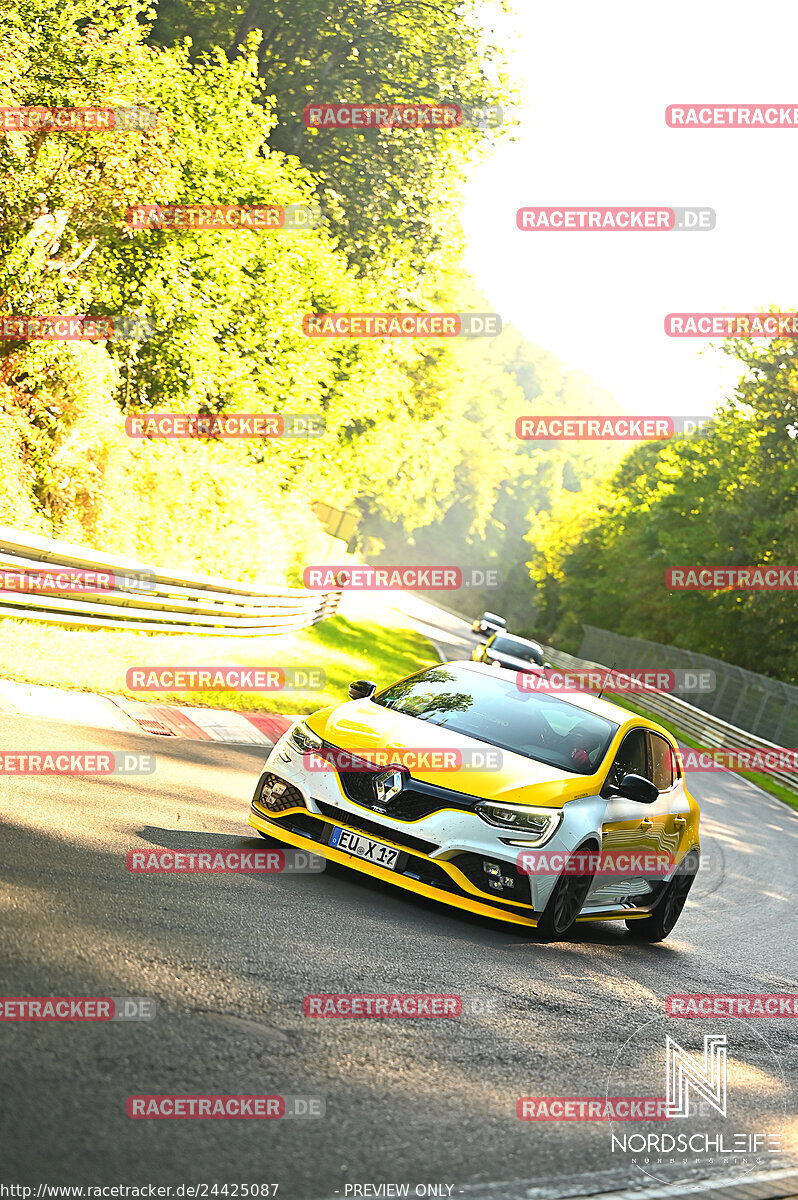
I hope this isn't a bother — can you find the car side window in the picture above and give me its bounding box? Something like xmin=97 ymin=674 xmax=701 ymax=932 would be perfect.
xmin=606 ymin=728 xmax=648 ymax=790
xmin=647 ymin=733 xmax=675 ymax=791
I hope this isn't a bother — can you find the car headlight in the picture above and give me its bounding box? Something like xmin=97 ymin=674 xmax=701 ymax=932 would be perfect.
xmin=475 ymin=802 xmax=563 ymax=845
xmin=289 ymin=721 xmax=323 ymax=755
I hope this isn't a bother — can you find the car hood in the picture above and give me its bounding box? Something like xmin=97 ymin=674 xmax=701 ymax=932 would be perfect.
xmin=305 ymin=699 xmax=600 ymax=808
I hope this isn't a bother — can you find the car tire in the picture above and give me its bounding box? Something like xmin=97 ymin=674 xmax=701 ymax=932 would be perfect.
xmin=536 ymin=849 xmax=596 ymax=941
xmin=625 ymin=850 xmax=699 ymax=942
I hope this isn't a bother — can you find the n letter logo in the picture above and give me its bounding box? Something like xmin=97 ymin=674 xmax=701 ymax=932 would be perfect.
xmin=666 ymin=1034 xmax=727 ymax=1118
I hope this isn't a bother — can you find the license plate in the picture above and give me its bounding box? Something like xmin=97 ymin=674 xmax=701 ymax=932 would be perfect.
xmin=328 ymin=826 xmax=400 ymax=869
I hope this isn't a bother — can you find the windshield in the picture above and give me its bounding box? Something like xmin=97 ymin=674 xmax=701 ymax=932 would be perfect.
xmin=489 ymin=634 xmax=542 ymax=663
xmin=374 ymin=665 xmax=618 ymax=775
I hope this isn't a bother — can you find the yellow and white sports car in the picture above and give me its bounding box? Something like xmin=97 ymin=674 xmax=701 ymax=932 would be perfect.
xmin=247 ymin=662 xmax=700 ymax=941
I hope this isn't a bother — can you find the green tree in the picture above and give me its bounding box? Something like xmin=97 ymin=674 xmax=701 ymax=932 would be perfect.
xmin=527 ymin=329 xmax=798 ymax=679
xmin=148 ymin=0 xmax=514 ymax=288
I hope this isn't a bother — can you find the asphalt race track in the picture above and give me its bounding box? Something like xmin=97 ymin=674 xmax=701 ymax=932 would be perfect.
xmin=1 ymin=605 xmax=796 ymax=1198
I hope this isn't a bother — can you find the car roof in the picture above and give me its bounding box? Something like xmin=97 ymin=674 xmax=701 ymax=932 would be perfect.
xmin=448 ymin=659 xmax=666 ymax=729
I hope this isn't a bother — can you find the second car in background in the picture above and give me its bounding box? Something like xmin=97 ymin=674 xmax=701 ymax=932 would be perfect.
xmin=471 ymin=611 xmax=506 ymax=637
xmin=472 ymin=630 xmax=545 ymax=672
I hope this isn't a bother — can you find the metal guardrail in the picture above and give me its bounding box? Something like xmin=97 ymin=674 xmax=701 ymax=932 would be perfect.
xmin=578 ymin=624 xmax=798 ymax=747
xmin=543 ymin=644 xmax=798 ymax=792
xmin=0 ymin=527 xmax=341 ymax=636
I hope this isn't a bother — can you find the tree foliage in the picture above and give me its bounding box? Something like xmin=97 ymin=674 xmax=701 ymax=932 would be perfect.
xmin=149 ymin=0 xmax=514 ymax=285
xmin=527 ymin=333 xmax=798 ymax=680
xmin=1 ymin=0 xmax=617 ymax=620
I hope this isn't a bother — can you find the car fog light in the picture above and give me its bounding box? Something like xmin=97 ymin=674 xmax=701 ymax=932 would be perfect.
xmin=483 ymin=860 xmax=515 ymax=890
xmin=258 ymin=774 xmax=303 ymax=814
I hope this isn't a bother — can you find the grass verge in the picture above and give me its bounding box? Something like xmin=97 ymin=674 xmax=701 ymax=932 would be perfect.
xmin=608 ymin=693 xmax=798 ymax=813
xmin=0 ymin=614 xmax=438 ymax=715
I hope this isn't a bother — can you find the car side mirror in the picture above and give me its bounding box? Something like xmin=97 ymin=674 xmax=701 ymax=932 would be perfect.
xmin=348 ymin=679 xmax=376 ymax=700
xmin=617 ymin=773 xmax=659 ymax=804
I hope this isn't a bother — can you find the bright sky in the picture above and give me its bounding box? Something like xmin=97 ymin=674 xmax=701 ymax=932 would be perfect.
xmin=462 ymin=0 xmax=798 ymax=416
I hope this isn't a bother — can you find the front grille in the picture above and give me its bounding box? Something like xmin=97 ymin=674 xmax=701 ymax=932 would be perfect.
xmin=449 ymin=852 xmax=533 ymax=906
xmin=327 ymin=742 xmax=481 ymax=822
xmin=313 ymin=800 xmax=439 ymax=855
xmin=335 ymin=770 xmax=374 ymax=804
xmin=385 ymin=788 xmax=477 ymax=821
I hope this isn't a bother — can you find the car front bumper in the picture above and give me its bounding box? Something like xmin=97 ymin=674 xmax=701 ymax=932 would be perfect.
xmin=247 ymin=731 xmax=695 ymax=927
xmin=249 ymin=801 xmax=545 ymax=928
xmin=248 ymin=733 xmax=662 ymax=928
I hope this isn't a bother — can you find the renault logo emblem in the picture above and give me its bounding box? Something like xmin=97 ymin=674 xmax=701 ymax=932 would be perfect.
xmin=373 ymin=767 xmax=404 ymax=809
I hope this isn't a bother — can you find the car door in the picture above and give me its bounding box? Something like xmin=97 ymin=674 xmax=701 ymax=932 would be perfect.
xmin=590 ymin=727 xmax=674 ymax=905
xmin=646 ymin=730 xmax=691 ymax=861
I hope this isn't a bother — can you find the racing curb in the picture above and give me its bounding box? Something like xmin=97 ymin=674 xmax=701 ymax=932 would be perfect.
xmin=0 ymin=676 xmax=296 ymax=747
